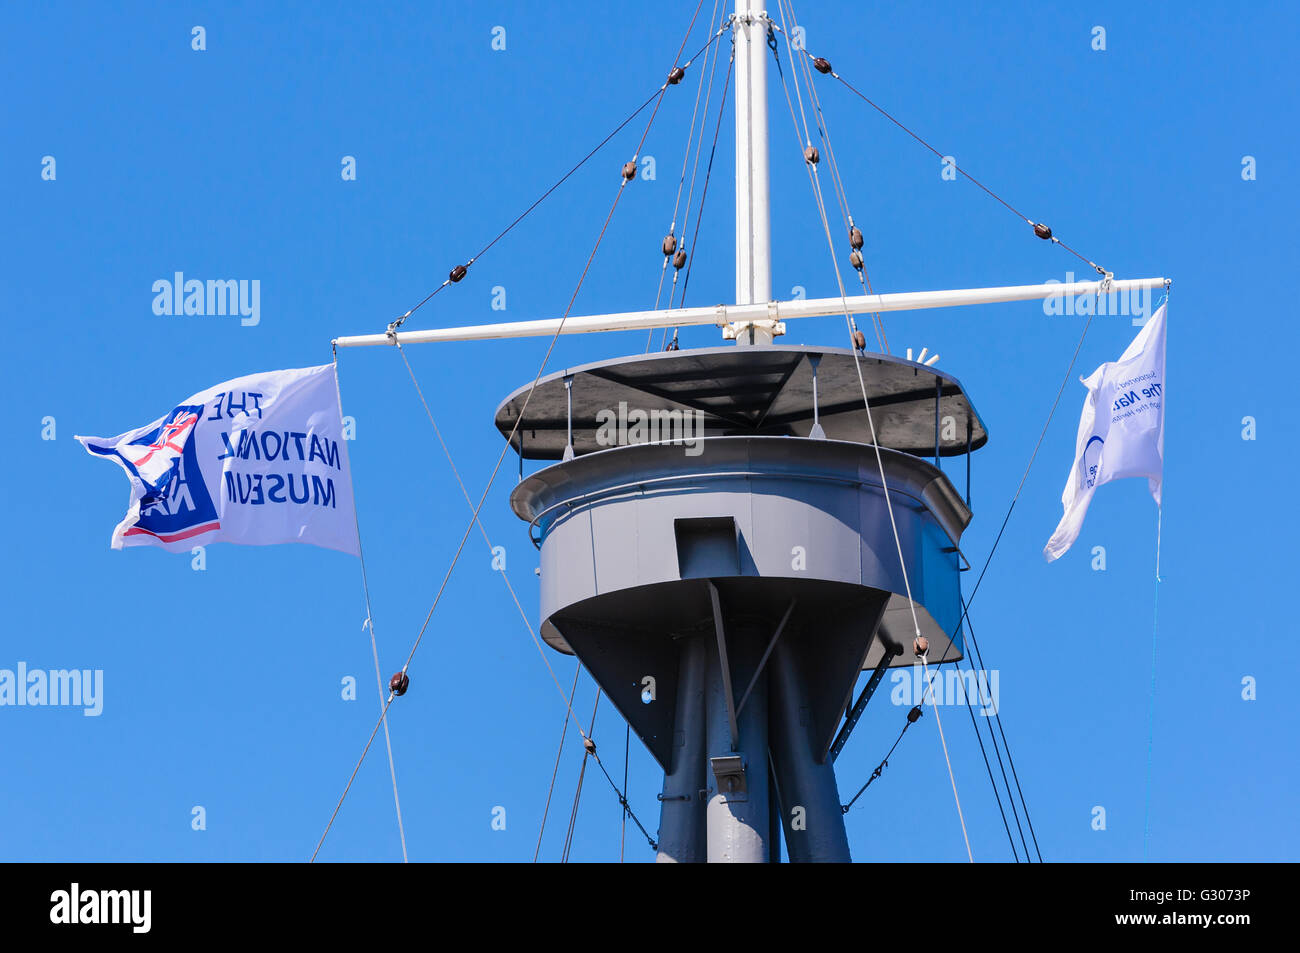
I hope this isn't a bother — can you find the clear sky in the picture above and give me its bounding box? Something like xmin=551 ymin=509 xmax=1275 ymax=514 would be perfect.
xmin=2 ymin=0 xmax=1296 ymax=862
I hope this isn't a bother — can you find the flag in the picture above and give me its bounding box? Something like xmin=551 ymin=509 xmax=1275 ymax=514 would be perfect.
xmin=77 ymin=364 xmax=359 ymax=556
xmin=1044 ymin=303 xmax=1166 ymax=562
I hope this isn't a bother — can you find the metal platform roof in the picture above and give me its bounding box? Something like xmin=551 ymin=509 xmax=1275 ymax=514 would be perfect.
xmin=494 ymin=345 xmax=988 ymax=460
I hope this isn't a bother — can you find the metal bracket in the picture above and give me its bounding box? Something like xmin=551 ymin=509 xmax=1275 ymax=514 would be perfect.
xmin=724 ymin=317 xmax=786 ymax=343
xmin=562 ymin=375 xmax=575 ymax=461
xmin=711 ymin=754 xmax=748 ymax=803
xmin=767 ymin=300 xmax=786 ymax=338
xmin=736 ymin=598 xmax=796 ymax=715
xmin=706 ymin=580 xmax=741 ymax=749
xmin=809 ymin=354 xmax=826 ymax=439
xmin=830 ymin=642 xmax=899 ymax=762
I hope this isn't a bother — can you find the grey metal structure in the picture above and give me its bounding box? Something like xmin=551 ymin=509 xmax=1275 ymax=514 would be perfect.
xmin=320 ymin=0 xmax=1160 ymax=862
xmin=499 ymin=345 xmax=986 ymax=862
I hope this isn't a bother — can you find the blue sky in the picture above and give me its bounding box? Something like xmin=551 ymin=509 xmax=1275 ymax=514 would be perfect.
xmin=2 ymin=0 xmax=1296 ymax=862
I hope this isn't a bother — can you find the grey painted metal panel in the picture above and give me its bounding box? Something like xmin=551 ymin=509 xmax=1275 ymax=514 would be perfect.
xmin=501 ymin=350 xmax=983 ymax=862
xmin=675 ymin=517 xmax=741 ymax=579
xmin=495 ymin=345 xmax=988 ymax=459
xmin=519 ymin=438 xmax=968 ymax=664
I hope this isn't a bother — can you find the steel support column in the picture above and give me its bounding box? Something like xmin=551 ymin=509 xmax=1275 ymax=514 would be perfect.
xmin=655 ymin=636 xmax=708 ymax=863
xmin=768 ymin=635 xmax=852 ymax=862
xmin=705 ymin=619 xmax=769 ymax=862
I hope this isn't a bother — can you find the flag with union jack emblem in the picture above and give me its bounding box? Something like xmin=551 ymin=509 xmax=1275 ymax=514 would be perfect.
xmin=77 ymin=364 xmax=359 ymax=556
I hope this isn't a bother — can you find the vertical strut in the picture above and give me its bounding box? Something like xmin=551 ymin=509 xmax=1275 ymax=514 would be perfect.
xmin=830 ymin=646 xmax=899 ymax=762
xmin=733 ymin=0 xmax=772 ymax=344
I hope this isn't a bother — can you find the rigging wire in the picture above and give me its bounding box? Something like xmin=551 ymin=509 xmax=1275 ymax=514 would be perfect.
xmin=398 ymin=343 xmax=659 ymax=858
xmin=962 ymin=602 xmax=1044 ymax=862
xmin=313 ymin=23 xmax=720 ymax=862
xmin=954 ymin=650 xmax=1025 ymax=861
xmin=659 ymin=12 xmax=733 ymax=352
xmin=397 ymin=343 xmax=589 ymax=728
xmin=536 ymin=661 xmax=583 ymax=862
xmin=894 ymin=294 xmax=1108 ymax=867
xmin=796 ymin=45 xmax=1111 ymax=278
xmin=769 ymin=3 xmax=972 ymax=861
xmin=938 ymin=289 xmax=1160 ymax=862
xmin=671 ymin=19 xmax=730 ymax=308
xmin=776 ymin=3 xmax=889 ymax=350
xmin=841 ymin=707 xmax=920 ymax=812
xmin=917 ymin=295 xmax=1101 ymax=700
xmin=590 ymin=744 xmax=658 ymax=852
xmin=386 ymin=89 xmax=657 ymax=335
xmin=1143 ymin=504 xmax=1163 ymax=861
xmin=621 ymin=721 xmax=630 ymax=862
xmin=316 ymin=8 xmax=1113 ymax=865
xmin=387 ymin=29 xmax=711 ymax=692
xmin=561 ymin=690 xmax=602 ymax=863
xmin=331 ymin=354 xmax=408 ymax=863
xmin=770 ymin=7 xmax=885 ymax=350
xmin=555 ymin=691 xmax=658 ymax=860
xmin=675 ymin=42 xmax=734 ymax=317
xmin=310 ymin=692 xmax=395 ymax=863
xmin=648 ymin=0 xmax=725 ymax=352
xmin=389 ymin=27 xmax=728 ymax=337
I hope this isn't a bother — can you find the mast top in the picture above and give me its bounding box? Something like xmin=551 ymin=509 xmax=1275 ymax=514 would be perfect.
xmin=732 ymin=0 xmax=775 ymax=345
xmin=493 ymin=344 xmax=988 ymax=460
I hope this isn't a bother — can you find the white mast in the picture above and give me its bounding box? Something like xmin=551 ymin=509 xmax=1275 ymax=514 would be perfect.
xmin=732 ymin=0 xmax=774 ymax=346
xmin=330 ymin=11 xmax=1168 ymax=352
xmin=332 ymin=278 xmax=1168 ymax=348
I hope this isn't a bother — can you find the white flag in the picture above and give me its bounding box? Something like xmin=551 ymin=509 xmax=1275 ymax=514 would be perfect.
xmin=77 ymin=364 xmax=359 ymax=556
xmin=1044 ymin=303 xmax=1166 ymax=562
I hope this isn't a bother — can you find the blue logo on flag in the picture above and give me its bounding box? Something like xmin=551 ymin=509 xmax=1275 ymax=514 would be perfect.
xmin=88 ymin=405 xmax=220 ymax=543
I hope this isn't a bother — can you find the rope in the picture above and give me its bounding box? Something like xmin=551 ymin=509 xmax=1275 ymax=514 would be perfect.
xmin=388 ymin=88 xmax=662 ymax=688
xmin=536 ymin=661 xmax=582 ymax=862
xmin=954 ymin=650 xmax=1024 ymax=861
xmin=313 ymin=18 xmax=717 ymax=860
xmin=778 ymin=3 xmax=889 ymax=350
xmin=317 ymin=99 xmax=646 ymax=866
xmin=960 ymin=604 xmax=1044 ymax=861
xmin=770 ymin=8 xmax=886 ymax=350
xmin=590 ymin=746 xmax=658 ymax=852
xmin=313 ymin=355 xmax=407 ymax=863
xmin=387 ymin=90 xmax=655 ymax=334
xmin=397 ymin=344 xmax=589 ymax=729
xmin=673 ymin=5 xmax=728 ymax=296
xmin=900 ymin=288 xmax=1107 ymax=863
xmin=399 ymin=343 xmax=661 ymax=860
xmin=660 ymin=14 xmax=733 ymax=351
xmin=799 ymin=47 xmax=1110 ymax=278
xmin=561 ymin=690 xmax=602 ymax=863
xmin=1143 ymin=504 xmax=1163 ymax=861
xmin=771 ymin=4 xmax=972 ymax=857
xmin=1143 ymin=293 xmax=1168 ymax=861
xmin=842 ymin=710 xmax=918 ymax=811
xmin=310 ymin=693 xmax=395 ymax=862
xmin=916 ymin=655 xmax=973 ymax=861
xmin=648 ymin=0 xmax=725 ymax=353
xmin=920 ymin=289 xmax=1102 ymax=699
xmin=975 ymin=311 xmax=1098 ymax=611
xmin=389 ymin=27 xmax=728 ymax=336
xmin=620 ymin=721 xmax=630 ymax=862
xmin=676 ymin=43 xmax=734 ymax=314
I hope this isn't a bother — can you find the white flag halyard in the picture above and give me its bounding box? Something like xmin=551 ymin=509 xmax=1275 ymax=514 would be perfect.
xmin=77 ymin=364 xmax=360 ymax=556
xmin=1044 ymin=303 xmax=1167 ymax=562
